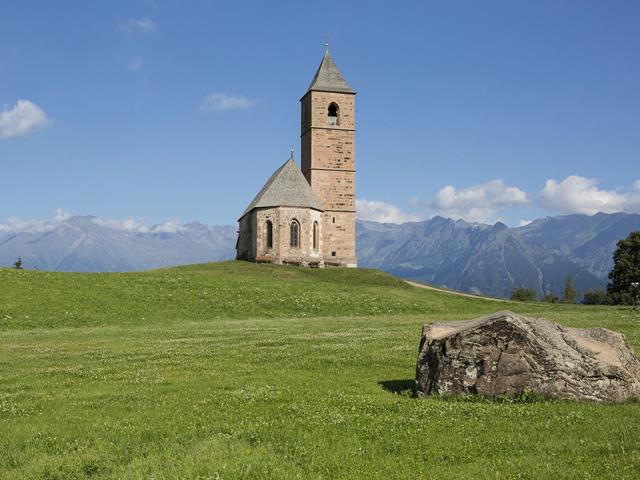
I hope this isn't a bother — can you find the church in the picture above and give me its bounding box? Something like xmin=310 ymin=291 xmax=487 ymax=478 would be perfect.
xmin=236 ymin=49 xmax=357 ymax=267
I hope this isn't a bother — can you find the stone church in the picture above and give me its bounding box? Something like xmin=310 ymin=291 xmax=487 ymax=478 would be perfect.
xmin=236 ymin=49 xmax=357 ymax=267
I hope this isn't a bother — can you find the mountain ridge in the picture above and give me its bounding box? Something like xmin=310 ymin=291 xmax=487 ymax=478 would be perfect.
xmin=2 ymin=212 xmax=639 ymax=299
xmin=357 ymin=212 xmax=640 ymax=298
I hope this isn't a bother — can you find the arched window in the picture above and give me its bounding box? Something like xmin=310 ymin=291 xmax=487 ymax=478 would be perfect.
xmin=265 ymin=220 xmax=273 ymax=249
xmin=327 ymin=103 xmax=339 ymax=126
xmin=290 ymin=220 xmax=299 ymax=248
xmin=313 ymin=221 xmax=319 ymax=250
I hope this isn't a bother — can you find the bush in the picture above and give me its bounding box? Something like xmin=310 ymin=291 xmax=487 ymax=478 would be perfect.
xmin=582 ymin=289 xmax=609 ymax=305
xmin=543 ymin=293 xmax=560 ymax=303
xmin=510 ymin=288 xmax=537 ymax=302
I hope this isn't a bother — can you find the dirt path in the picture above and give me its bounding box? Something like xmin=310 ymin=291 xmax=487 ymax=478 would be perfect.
xmin=404 ymin=279 xmax=510 ymax=303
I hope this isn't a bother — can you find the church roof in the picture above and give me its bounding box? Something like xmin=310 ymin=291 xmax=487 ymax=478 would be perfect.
xmin=307 ymin=50 xmax=355 ymax=94
xmin=239 ymin=157 xmax=324 ymax=219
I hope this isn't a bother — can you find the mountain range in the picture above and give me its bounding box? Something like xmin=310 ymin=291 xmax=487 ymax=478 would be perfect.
xmin=0 ymin=215 xmax=236 ymax=272
xmin=2 ymin=212 xmax=639 ymax=299
xmin=357 ymin=212 xmax=640 ymax=298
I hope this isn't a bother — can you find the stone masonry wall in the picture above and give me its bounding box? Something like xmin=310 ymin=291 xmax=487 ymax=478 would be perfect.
xmin=300 ymin=89 xmax=357 ymax=266
xmin=236 ymin=212 xmax=256 ymax=261
xmin=254 ymin=206 xmax=323 ymax=264
xmin=322 ymin=211 xmax=356 ymax=267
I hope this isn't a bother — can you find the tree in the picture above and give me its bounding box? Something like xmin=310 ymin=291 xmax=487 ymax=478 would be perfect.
xmin=543 ymin=293 xmax=560 ymax=303
xmin=13 ymin=257 xmax=23 ymax=270
xmin=608 ymin=231 xmax=640 ymax=306
xmin=563 ymin=276 xmax=576 ymax=304
xmin=511 ymin=288 xmax=536 ymax=302
xmin=582 ymin=289 xmax=609 ymax=305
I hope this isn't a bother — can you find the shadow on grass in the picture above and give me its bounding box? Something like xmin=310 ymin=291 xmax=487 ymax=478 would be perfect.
xmin=379 ymin=380 xmax=563 ymax=404
xmin=379 ymin=379 xmax=415 ymax=397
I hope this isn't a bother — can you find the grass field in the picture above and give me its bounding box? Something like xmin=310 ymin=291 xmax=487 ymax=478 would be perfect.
xmin=1 ymin=262 xmax=640 ymax=479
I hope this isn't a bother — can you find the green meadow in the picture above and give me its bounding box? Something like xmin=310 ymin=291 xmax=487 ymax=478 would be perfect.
xmin=1 ymin=262 xmax=639 ymax=479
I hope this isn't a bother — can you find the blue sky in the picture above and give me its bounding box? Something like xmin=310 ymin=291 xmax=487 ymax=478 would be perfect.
xmin=1 ymin=1 xmax=639 ymax=228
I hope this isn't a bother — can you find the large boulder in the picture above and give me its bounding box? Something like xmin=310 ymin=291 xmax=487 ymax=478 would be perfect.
xmin=415 ymin=311 xmax=640 ymax=402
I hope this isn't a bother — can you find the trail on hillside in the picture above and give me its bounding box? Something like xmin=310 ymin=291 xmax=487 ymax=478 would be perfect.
xmin=404 ymin=280 xmax=509 ymax=303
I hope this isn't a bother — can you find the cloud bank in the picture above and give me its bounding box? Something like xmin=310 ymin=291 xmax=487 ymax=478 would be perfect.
xmin=0 ymin=211 xmax=184 ymax=235
xmin=539 ymin=175 xmax=640 ymax=215
xmin=201 ymin=93 xmax=256 ymax=111
xmin=0 ymin=100 xmax=50 ymax=140
xmin=0 ymin=209 xmax=70 ymax=234
xmin=92 ymin=217 xmax=183 ymax=234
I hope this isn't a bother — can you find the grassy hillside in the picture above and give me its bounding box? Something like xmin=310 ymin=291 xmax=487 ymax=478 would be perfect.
xmin=1 ymin=262 xmax=640 ymax=479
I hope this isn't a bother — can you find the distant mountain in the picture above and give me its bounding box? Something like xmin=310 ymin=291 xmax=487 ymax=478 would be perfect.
xmin=357 ymin=212 xmax=640 ymax=298
xmin=3 ymin=212 xmax=639 ymax=300
xmin=0 ymin=215 xmax=236 ymax=272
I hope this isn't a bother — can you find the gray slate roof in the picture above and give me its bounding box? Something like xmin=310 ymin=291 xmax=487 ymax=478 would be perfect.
xmin=308 ymin=50 xmax=355 ymax=94
xmin=239 ymin=158 xmax=324 ymax=219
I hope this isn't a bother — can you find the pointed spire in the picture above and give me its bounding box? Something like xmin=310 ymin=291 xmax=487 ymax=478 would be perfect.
xmin=307 ymin=48 xmax=355 ymax=94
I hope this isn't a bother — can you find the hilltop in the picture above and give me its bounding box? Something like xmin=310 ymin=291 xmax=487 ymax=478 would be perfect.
xmin=1 ymin=262 xmax=640 ymax=478
xmin=0 ymin=261 xmax=504 ymax=331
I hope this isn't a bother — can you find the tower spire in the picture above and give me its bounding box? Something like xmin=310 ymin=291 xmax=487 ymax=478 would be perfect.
xmin=307 ymin=48 xmax=355 ymax=94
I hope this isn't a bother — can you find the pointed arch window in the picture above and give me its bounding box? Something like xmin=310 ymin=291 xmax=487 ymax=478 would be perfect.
xmin=290 ymin=220 xmax=299 ymax=248
xmin=265 ymin=220 xmax=273 ymax=249
xmin=313 ymin=221 xmax=319 ymax=250
xmin=327 ymin=103 xmax=339 ymax=126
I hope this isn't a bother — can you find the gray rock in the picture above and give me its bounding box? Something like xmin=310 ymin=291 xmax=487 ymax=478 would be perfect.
xmin=415 ymin=311 xmax=640 ymax=403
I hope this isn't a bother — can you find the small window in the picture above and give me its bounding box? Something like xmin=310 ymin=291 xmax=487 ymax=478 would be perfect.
xmin=290 ymin=220 xmax=299 ymax=248
xmin=327 ymin=103 xmax=339 ymax=126
xmin=313 ymin=221 xmax=319 ymax=250
xmin=332 ymin=217 xmax=336 ymax=224
xmin=331 ymin=251 xmax=337 ymax=257
xmin=265 ymin=220 xmax=273 ymax=249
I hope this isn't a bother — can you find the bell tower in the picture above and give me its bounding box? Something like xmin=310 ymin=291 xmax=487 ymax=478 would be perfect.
xmin=300 ymin=48 xmax=357 ymax=267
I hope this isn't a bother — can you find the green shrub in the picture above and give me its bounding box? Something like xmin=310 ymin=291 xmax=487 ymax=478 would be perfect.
xmin=510 ymin=288 xmax=537 ymax=302
xmin=582 ymin=289 xmax=610 ymax=305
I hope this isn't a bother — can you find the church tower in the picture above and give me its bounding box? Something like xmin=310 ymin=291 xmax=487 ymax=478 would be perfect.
xmin=300 ymin=48 xmax=357 ymax=267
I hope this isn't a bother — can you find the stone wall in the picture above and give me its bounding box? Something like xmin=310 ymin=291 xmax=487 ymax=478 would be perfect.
xmin=248 ymin=206 xmax=323 ymax=265
xmin=300 ymin=90 xmax=357 ymax=266
xmin=321 ymin=211 xmax=356 ymax=267
xmin=236 ymin=212 xmax=256 ymax=261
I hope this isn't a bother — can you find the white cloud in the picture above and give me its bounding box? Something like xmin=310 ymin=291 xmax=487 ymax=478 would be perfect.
xmin=635 ymin=179 xmax=640 ymax=191
xmin=0 ymin=210 xmax=184 ymax=236
xmin=128 ymin=56 xmax=143 ymax=71
xmin=412 ymin=179 xmax=528 ymax=223
xmin=518 ymin=219 xmax=532 ymax=227
xmin=0 ymin=100 xmax=50 ymax=140
xmin=0 ymin=209 xmax=70 ymax=234
xmin=356 ymin=199 xmax=421 ymax=224
xmin=539 ymin=175 xmax=640 ymax=215
xmin=119 ymin=17 xmax=157 ymax=33
xmin=91 ymin=217 xmax=184 ymax=234
xmin=201 ymin=93 xmax=257 ymax=111
xmin=149 ymin=219 xmax=183 ymax=234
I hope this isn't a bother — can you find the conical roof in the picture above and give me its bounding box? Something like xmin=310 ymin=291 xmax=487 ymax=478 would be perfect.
xmin=307 ymin=50 xmax=355 ymax=94
xmin=239 ymin=158 xmax=324 ymax=219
